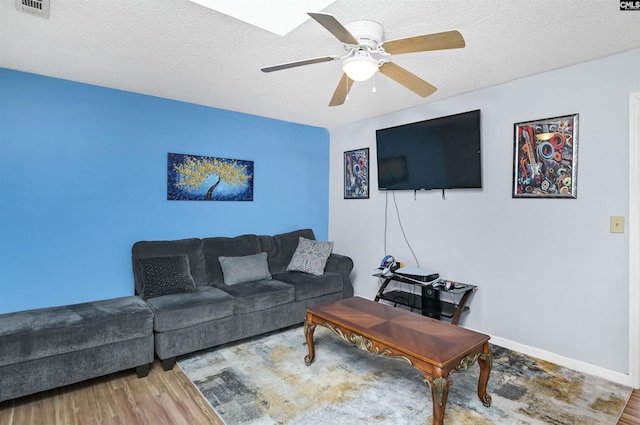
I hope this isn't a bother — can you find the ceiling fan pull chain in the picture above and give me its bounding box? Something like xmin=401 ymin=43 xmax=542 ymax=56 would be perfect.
xmin=346 ymin=74 xmax=350 ymax=101
xmin=372 ymin=72 xmax=377 ymax=93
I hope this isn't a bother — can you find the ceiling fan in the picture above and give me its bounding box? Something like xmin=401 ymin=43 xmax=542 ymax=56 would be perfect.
xmin=261 ymin=12 xmax=466 ymax=107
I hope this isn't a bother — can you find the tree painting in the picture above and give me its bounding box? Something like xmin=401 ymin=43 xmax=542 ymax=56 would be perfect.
xmin=167 ymin=153 xmax=253 ymax=201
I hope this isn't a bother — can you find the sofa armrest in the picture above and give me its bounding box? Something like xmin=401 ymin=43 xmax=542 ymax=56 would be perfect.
xmin=325 ymin=253 xmax=354 ymax=298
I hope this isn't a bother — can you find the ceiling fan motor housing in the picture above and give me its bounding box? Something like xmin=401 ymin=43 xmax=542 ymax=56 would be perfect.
xmin=344 ymin=20 xmax=384 ymax=49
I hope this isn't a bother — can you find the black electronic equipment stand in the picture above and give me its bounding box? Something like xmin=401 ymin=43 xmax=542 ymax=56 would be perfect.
xmin=373 ymin=274 xmax=477 ymax=325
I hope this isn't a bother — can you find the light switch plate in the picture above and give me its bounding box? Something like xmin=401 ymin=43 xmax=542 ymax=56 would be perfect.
xmin=610 ymin=216 xmax=625 ymax=233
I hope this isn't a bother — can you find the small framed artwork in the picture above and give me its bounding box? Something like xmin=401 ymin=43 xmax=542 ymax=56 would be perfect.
xmin=344 ymin=148 xmax=369 ymax=199
xmin=512 ymin=113 xmax=579 ymax=198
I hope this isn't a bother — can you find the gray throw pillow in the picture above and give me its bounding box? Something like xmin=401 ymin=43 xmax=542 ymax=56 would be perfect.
xmin=218 ymin=252 xmax=272 ymax=285
xmin=138 ymin=254 xmax=197 ymax=300
xmin=286 ymin=237 xmax=334 ymax=276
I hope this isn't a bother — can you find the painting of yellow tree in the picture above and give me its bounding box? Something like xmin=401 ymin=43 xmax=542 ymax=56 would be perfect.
xmin=168 ymin=153 xmax=253 ymax=201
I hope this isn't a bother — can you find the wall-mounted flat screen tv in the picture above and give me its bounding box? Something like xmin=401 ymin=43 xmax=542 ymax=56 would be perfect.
xmin=376 ymin=109 xmax=482 ymax=191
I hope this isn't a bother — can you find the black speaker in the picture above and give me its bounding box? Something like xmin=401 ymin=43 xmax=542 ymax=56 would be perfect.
xmin=421 ymin=285 xmax=441 ymax=319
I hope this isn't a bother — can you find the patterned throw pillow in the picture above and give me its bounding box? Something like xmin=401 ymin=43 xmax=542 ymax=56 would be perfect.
xmin=218 ymin=252 xmax=272 ymax=285
xmin=286 ymin=237 xmax=334 ymax=276
xmin=138 ymin=255 xmax=197 ymax=300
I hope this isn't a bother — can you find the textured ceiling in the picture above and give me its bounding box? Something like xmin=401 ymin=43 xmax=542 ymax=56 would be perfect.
xmin=1 ymin=0 xmax=639 ymax=129
xmin=189 ymin=0 xmax=336 ymax=36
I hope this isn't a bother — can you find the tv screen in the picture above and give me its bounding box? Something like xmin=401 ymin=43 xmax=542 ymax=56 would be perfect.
xmin=376 ymin=110 xmax=482 ymax=191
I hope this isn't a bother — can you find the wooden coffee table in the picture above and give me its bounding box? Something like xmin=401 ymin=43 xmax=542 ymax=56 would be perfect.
xmin=304 ymin=297 xmax=492 ymax=425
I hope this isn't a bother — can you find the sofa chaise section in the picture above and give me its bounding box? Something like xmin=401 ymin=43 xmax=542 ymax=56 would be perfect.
xmin=0 ymin=296 xmax=154 ymax=402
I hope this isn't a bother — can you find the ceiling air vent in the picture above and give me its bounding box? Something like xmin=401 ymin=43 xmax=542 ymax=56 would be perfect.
xmin=15 ymin=0 xmax=50 ymax=19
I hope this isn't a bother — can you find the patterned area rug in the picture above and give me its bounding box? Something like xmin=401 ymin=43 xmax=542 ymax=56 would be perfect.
xmin=178 ymin=326 xmax=631 ymax=425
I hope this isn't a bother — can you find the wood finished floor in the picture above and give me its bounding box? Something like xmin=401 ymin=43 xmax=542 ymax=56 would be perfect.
xmin=0 ymin=361 xmax=638 ymax=424
xmin=0 ymin=360 xmax=223 ymax=425
xmin=620 ymin=389 xmax=640 ymax=425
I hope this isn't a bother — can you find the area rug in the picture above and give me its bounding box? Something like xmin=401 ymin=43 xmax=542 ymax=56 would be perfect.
xmin=177 ymin=326 xmax=632 ymax=425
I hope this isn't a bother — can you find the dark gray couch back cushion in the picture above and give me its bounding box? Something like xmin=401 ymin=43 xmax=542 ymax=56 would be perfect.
xmin=203 ymin=234 xmax=262 ymax=286
xmin=132 ymin=238 xmax=207 ymax=294
xmin=260 ymin=228 xmax=315 ymax=275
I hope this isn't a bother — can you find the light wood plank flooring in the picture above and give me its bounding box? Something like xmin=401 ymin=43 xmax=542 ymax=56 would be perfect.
xmin=0 ymin=360 xmax=223 ymax=425
xmin=620 ymin=389 xmax=640 ymax=425
xmin=1 ymin=362 xmax=638 ymax=424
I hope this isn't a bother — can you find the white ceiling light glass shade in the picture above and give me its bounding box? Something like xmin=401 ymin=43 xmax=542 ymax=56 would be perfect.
xmin=342 ymin=54 xmax=379 ymax=81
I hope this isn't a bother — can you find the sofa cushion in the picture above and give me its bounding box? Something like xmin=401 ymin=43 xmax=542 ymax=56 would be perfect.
xmin=219 ymin=280 xmax=295 ymax=314
xmin=259 ymin=228 xmax=316 ymax=275
xmin=138 ymin=255 xmax=197 ymax=300
xmin=273 ymin=271 xmax=344 ymax=301
xmin=286 ymin=237 xmax=334 ymax=276
xmin=219 ymin=252 xmax=272 ymax=285
xmin=132 ymin=238 xmax=208 ymax=294
xmin=0 ymin=297 xmax=153 ymax=367
xmin=145 ymin=286 xmax=235 ymax=332
xmin=203 ymin=234 xmax=262 ymax=286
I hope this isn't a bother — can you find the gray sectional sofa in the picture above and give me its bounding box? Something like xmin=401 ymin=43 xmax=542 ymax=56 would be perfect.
xmin=132 ymin=228 xmax=353 ymax=370
xmin=0 ymin=228 xmax=353 ymax=403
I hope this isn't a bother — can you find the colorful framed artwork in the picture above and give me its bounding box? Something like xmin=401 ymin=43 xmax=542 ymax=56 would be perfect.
xmin=167 ymin=153 xmax=253 ymax=201
xmin=344 ymin=148 xmax=369 ymax=199
xmin=512 ymin=114 xmax=579 ymax=198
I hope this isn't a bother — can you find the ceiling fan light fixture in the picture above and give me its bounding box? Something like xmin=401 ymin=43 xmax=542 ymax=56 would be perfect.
xmin=342 ymin=54 xmax=379 ymax=82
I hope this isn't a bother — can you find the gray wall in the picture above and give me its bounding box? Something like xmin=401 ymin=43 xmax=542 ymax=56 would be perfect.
xmin=329 ymin=48 xmax=640 ymax=376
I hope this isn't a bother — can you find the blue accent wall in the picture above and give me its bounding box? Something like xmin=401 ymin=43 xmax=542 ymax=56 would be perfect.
xmin=0 ymin=69 xmax=329 ymax=314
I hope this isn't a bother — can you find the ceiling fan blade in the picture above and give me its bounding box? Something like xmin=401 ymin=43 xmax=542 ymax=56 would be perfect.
xmin=261 ymin=56 xmax=339 ymax=73
xmin=308 ymin=12 xmax=359 ymax=45
xmin=382 ymin=30 xmax=465 ymax=55
xmin=379 ymin=62 xmax=437 ymax=97
xmin=329 ymin=74 xmax=354 ymax=107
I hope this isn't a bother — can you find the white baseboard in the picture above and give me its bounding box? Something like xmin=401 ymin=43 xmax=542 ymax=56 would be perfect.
xmin=487 ymin=333 xmax=633 ymax=387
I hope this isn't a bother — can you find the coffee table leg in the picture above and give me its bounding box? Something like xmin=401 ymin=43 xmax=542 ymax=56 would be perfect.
xmin=303 ymin=318 xmax=316 ymax=366
xmin=424 ymin=373 xmax=451 ymax=425
xmin=477 ymin=342 xmax=493 ymax=407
